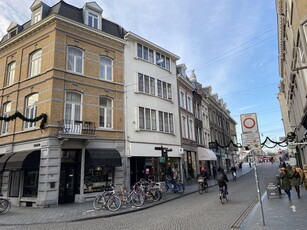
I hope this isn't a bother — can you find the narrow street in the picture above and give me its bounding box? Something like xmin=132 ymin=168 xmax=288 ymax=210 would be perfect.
xmin=2 ymin=163 xmax=278 ymax=230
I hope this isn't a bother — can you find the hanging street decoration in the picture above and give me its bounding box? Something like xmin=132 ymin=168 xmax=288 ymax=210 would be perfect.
xmin=0 ymin=111 xmax=47 ymax=129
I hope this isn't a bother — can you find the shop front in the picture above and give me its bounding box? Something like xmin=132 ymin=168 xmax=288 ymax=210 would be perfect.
xmin=197 ymin=147 xmax=217 ymax=178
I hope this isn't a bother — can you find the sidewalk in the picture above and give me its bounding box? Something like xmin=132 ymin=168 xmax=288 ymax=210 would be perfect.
xmin=240 ymin=182 xmax=307 ymax=230
xmin=0 ymin=166 xmax=250 ymax=226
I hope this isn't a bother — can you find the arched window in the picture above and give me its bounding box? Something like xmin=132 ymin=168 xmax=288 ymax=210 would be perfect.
xmin=1 ymin=102 xmax=11 ymax=134
xmin=29 ymin=50 xmax=42 ymax=77
xmin=99 ymin=97 xmax=112 ymax=128
xmin=67 ymin=47 xmax=84 ymax=74
xmin=6 ymin=62 xmax=16 ymax=86
xmin=25 ymin=94 xmax=38 ymax=129
xmin=100 ymin=56 xmax=113 ymax=81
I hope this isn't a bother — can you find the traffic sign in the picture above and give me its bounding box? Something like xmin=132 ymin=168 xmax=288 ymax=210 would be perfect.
xmin=240 ymin=113 xmax=259 ymax=133
xmin=241 ymin=132 xmax=261 ymax=149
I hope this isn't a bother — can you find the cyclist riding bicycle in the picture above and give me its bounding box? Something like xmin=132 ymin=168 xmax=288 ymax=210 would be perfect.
xmin=198 ymin=167 xmax=208 ymax=187
xmin=217 ymin=168 xmax=229 ymax=194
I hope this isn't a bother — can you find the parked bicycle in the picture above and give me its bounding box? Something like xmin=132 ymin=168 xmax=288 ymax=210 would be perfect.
xmin=0 ymin=194 xmax=11 ymax=214
xmin=107 ymin=185 xmax=144 ymax=211
xmin=165 ymin=179 xmax=185 ymax=193
xmin=93 ymin=185 xmax=116 ymax=211
xmin=219 ymin=186 xmax=229 ymax=204
xmin=197 ymin=176 xmax=208 ymax=194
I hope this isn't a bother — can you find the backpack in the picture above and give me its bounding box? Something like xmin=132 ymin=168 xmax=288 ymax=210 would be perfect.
xmin=217 ymin=173 xmax=224 ymax=182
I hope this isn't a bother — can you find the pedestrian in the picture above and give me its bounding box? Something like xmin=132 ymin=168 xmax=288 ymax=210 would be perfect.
xmin=212 ymin=166 xmax=217 ymax=179
xmin=290 ymin=166 xmax=301 ymax=199
xmin=249 ymin=161 xmax=251 ymax=168
xmin=279 ymin=167 xmax=293 ymax=200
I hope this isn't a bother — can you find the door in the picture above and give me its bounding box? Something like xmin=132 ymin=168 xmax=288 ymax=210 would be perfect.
xmin=59 ymin=164 xmax=76 ymax=204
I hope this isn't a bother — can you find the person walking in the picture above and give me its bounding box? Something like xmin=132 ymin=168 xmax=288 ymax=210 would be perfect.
xmin=290 ymin=166 xmax=301 ymax=199
xmin=212 ymin=166 xmax=217 ymax=179
xmin=280 ymin=167 xmax=293 ymax=200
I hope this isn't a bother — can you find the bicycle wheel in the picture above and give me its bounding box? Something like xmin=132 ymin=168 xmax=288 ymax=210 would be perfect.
xmin=219 ymin=193 xmax=224 ymax=204
xmin=0 ymin=199 xmax=11 ymax=214
xmin=107 ymin=195 xmax=122 ymax=212
xmin=198 ymin=183 xmax=203 ymax=194
xmin=177 ymin=183 xmax=185 ymax=193
xmin=152 ymin=189 xmax=162 ymax=201
xmin=132 ymin=193 xmax=145 ymax=207
xmin=93 ymin=194 xmax=105 ymax=210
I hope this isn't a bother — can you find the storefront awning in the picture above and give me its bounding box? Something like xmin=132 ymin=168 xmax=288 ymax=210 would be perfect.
xmin=197 ymin=147 xmax=217 ymax=161
xmin=0 ymin=151 xmax=41 ymax=171
xmin=85 ymin=149 xmax=122 ymax=167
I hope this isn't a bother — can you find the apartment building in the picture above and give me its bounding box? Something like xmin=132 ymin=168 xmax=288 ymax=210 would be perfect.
xmin=202 ymin=86 xmax=236 ymax=171
xmin=276 ymin=0 xmax=307 ymax=165
xmin=124 ymin=32 xmax=182 ymax=186
xmin=0 ymin=0 xmax=126 ymax=207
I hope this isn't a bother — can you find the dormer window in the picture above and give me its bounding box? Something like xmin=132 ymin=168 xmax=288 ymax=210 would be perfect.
xmin=88 ymin=12 xmax=98 ymax=29
xmin=33 ymin=10 xmax=42 ymax=24
xmin=9 ymin=29 xmax=17 ymax=38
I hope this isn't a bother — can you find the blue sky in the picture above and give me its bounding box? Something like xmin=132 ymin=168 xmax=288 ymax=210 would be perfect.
xmin=0 ymin=0 xmax=284 ymax=146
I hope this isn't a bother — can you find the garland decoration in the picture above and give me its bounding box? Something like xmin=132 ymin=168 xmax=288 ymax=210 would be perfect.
xmin=0 ymin=111 xmax=47 ymax=129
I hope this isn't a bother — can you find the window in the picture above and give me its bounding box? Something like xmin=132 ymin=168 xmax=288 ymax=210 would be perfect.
xmin=29 ymin=50 xmax=42 ymax=77
xmin=137 ymin=43 xmax=154 ymax=63
xmin=100 ymin=56 xmax=113 ymax=81
xmin=99 ymin=97 xmax=112 ymax=128
xmin=33 ymin=10 xmax=41 ymax=24
xmin=6 ymin=62 xmax=15 ymax=86
xmin=139 ymin=107 xmax=156 ymax=131
xmin=65 ymin=92 xmax=82 ymax=132
xmin=298 ymin=38 xmax=306 ymax=64
xmin=158 ymin=111 xmax=174 ymax=133
xmin=179 ymin=90 xmax=186 ymax=108
xmin=188 ymin=118 xmax=195 ymax=140
xmin=181 ymin=115 xmax=187 ymax=138
xmin=88 ymin=12 xmax=98 ymax=29
xmin=25 ymin=94 xmax=38 ymax=129
xmin=167 ymin=83 xmax=172 ymax=100
xmin=23 ymin=170 xmax=39 ymax=197
xmin=156 ymin=52 xmax=170 ymax=70
xmin=9 ymin=171 xmax=20 ymax=197
xmin=187 ymin=95 xmax=193 ymax=113
xmin=138 ymin=73 xmax=155 ymax=95
xmin=195 ymin=103 xmax=201 ymax=119
xmin=67 ymin=47 xmax=83 ymax=74
xmin=157 ymin=80 xmax=162 ymax=97
xmin=1 ymin=102 xmax=11 ymax=134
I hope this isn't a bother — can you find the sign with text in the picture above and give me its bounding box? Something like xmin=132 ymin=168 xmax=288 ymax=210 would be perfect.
xmin=241 ymin=132 xmax=261 ymax=149
xmin=240 ymin=113 xmax=259 ymax=133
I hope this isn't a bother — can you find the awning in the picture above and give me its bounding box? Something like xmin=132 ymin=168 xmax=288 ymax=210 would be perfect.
xmin=197 ymin=147 xmax=217 ymax=161
xmin=0 ymin=151 xmax=41 ymax=171
xmin=85 ymin=149 xmax=122 ymax=167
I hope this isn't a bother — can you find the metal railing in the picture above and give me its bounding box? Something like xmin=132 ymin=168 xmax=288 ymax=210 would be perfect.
xmin=58 ymin=120 xmax=96 ymax=135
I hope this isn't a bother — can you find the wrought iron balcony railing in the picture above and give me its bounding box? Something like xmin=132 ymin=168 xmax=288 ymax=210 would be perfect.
xmin=58 ymin=120 xmax=96 ymax=135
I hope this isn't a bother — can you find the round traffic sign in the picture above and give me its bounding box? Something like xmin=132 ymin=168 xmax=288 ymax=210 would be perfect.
xmin=243 ymin=117 xmax=255 ymax=129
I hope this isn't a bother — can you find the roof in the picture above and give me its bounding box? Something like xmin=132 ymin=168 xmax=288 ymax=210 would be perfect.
xmin=1 ymin=0 xmax=126 ymax=43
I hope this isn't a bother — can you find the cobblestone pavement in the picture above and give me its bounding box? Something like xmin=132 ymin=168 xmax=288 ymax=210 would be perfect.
xmin=1 ymin=163 xmax=306 ymax=230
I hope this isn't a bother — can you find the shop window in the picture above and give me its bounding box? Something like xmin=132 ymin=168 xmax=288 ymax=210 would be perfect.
xmin=83 ymin=166 xmax=112 ymax=193
xmin=23 ymin=170 xmax=39 ymax=197
xmin=9 ymin=171 xmax=20 ymax=197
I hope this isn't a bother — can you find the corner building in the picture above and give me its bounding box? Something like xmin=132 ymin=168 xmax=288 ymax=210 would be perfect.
xmin=0 ymin=1 xmax=125 ymax=207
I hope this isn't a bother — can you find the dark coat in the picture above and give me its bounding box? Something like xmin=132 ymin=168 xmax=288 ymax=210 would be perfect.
xmin=280 ymin=170 xmax=293 ymax=190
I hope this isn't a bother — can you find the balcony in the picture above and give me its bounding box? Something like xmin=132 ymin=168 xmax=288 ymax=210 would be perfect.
xmin=58 ymin=120 xmax=96 ymax=135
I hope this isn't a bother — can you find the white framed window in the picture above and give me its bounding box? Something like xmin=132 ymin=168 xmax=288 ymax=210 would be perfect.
xmin=138 ymin=73 xmax=155 ymax=95
xmin=157 ymin=80 xmax=162 ymax=97
xmin=24 ymin=94 xmax=38 ymax=129
xmin=137 ymin=43 xmax=154 ymax=63
xmin=65 ymin=92 xmax=82 ymax=122
xmin=181 ymin=115 xmax=187 ymax=138
xmin=29 ymin=50 xmax=42 ymax=77
xmin=298 ymin=38 xmax=306 ymax=64
xmin=1 ymin=102 xmax=11 ymax=134
xmin=88 ymin=12 xmax=98 ymax=29
xmin=6 ymin=62 xmax=16 ymax=86
xmin=158 ymin=111 xmax=174 ymax=133
xmin=167 ymin=83 xmax=172 ymax=100
xmin=195 ymin=103 xmax=201 ymax=119
xmin=156 ymin=52 xmax=170 ymax=70
xmin=33 ymin=10 xmax=42 ymax=24
xmin=99 ymin=97 xmax=113 ymax=128
xmin=188 ymin=117 xmax=195 ymax=140
xmin=139 ymin=107 xmax=157 ymax=131
xmin=67 ymin=46 xmax=84 ymax=74
xmin=187 ymin=95 xmax=193 ymax=113
xmin=100 ymin=56 xmax=113 ymax=81
xmin=179 ymin=90 xmax=186 ymax=108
